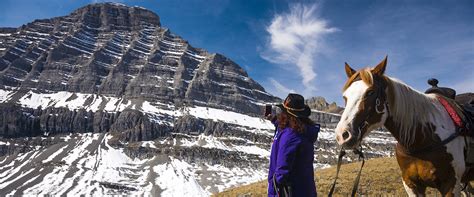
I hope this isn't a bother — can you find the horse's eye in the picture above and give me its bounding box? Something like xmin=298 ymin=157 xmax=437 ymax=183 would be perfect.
xmin=367 ymin=90 xmax=374 ymax=96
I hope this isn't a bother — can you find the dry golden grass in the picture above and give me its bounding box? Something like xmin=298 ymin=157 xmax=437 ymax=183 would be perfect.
xmin=214 ymin=157 xmax=473 ymax=197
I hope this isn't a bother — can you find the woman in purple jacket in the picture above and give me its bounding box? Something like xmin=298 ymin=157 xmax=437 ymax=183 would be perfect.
xmin=267 ymin=93 xmax=320 ymax=197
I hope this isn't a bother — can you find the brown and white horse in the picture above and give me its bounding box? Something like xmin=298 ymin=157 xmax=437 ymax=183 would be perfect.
xmin=335 ymin=56 xmax=473 ymax=196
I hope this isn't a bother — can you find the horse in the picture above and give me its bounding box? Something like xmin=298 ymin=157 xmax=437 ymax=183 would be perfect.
xmin=334 ymin=56 xmax=473 ymax=196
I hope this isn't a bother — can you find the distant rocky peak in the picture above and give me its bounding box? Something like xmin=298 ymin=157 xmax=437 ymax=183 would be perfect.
xmin=306 ymin=96 xmax=344 ymax=114
xmin=71 ymin=3 xmax=161 ymax=31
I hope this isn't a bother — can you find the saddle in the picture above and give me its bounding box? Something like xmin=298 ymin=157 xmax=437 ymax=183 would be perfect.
xmin=425 ymin=78 xmax=474 ymax=165
xmin=425 ymin=78 xmax=457 ymax=99
xmin=425 ymin=78 xmax=474 ymax=135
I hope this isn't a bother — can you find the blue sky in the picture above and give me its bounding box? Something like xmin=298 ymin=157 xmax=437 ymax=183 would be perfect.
xmin=0 ymin=0 xmax=472 ymax=105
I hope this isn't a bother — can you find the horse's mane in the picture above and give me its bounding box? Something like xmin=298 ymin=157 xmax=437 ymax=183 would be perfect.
xmin=343 ymin=68 xmax=442 ymax=147
xmin=385 ymin=77 xmax=442 ymax=147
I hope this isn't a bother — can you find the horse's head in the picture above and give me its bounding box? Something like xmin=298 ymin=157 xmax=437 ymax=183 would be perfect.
xmin=335 ymin=56 xmax=391 ymax=149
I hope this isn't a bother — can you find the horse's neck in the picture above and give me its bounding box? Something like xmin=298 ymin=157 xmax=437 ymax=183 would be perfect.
xmin=383 ymin=79 xmax=443 ymax=151
xmin=384 ymin=116 xmax=437 ymax=151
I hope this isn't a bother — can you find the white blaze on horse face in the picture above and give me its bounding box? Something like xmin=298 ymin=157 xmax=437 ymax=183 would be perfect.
xmin=335 ymin=81 xmax=369 ymax=145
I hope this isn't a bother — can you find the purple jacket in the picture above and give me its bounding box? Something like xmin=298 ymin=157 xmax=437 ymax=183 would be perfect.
xmin=268 ymin=121 xmax=320 ymax=197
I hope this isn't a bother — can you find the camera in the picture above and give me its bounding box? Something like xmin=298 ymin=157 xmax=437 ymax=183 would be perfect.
xmin=265 ymin=104 xmax=272 ymax=116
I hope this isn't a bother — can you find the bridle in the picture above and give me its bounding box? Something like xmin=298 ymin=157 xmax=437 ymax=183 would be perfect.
xmin=354 ymin=76 xmax=390 ymax=143
xmin=329 ymin=77 xmax=390 ymax=197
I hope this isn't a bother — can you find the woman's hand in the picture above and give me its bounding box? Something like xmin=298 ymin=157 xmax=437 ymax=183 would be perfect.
xmin=266 ymin=114 xmax=276 ymax=121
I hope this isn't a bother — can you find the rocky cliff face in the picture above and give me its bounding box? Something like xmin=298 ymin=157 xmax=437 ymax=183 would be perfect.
xmin=0 ymin=2 xmax=282 ymax=138
xmin=0 ymin=3 xmax=277 ymax=115
xmin=306 ymin=96 xmax=344 ymax=114
xmin=0 ymin=3 xmax=396 ymax=196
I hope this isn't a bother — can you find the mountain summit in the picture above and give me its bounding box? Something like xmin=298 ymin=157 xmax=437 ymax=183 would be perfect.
xmin=0 ymin=3 xmax=280 ymax=138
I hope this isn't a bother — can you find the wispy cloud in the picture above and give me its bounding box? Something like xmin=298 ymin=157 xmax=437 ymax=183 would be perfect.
xmin=269 ymin=78 xmax=295 ymax=96
xmin=261 ymin=3 xmax=337 ymax=94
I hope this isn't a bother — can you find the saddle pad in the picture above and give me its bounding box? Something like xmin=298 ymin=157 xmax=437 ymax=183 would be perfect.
xmin=437 ymin=95 xmax=474 ymax=137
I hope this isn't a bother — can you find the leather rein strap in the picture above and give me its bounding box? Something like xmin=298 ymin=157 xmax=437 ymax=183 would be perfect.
xmin=328 ymin=146 xmax=365 ymax=197
xmin=328 ymin=148 xmax=345 ymax=196
xmin=329 ymin=77 xmax=385 ymax=196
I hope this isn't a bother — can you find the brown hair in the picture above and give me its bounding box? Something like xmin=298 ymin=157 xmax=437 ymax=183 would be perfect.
xmin=342 ymin=68 xmax=374 ymax=92
xmin=277 ymin=112 xmax=315 ymax=133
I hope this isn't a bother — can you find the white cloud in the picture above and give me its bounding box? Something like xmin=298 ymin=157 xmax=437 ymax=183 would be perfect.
xmin=269 ymin=78 xmax=295 ymax=96
xmin=261 ymin=3 xmax=337 ymax=94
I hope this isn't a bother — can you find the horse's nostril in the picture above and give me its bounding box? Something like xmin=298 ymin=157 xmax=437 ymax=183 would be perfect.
xmin=342 ymin=131 xmax=350 ymax=140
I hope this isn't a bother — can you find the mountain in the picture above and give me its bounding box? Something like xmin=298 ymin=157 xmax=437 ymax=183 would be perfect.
xmin=306 ymin=96 xmax=344 ymax=114
xmin=0 ymin=3 xmax=395 ymax=196
xmin=0 ymin=2 xmax=282 ymax=139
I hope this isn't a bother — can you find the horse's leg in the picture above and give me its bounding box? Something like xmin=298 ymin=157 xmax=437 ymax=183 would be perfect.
xmin=438 ymin=179 xmax=462 ymax=197
xmin=403 ymin=180 xmax=427 ymax=197
xmin=439 ymin=187 xmax=455 ymax=197
xmin=397 ymin=151 xmax=428 ymax=196
xmin=441 ymin=157 xmax=467 ymax=197
xmin=402 ymin=180 xmax=417 ymax=197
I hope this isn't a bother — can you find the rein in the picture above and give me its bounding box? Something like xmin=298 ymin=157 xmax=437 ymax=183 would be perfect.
xmin=328 ymin=146 xmax=365 ymax=197
xmin=329 ymin=78 xmax=387 ymax=196
xmin=357 ymin=84 xmax=390 ymax=142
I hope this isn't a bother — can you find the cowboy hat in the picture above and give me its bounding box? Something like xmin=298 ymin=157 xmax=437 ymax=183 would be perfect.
xmin=276 ymin=93 xmax=311 ymax=118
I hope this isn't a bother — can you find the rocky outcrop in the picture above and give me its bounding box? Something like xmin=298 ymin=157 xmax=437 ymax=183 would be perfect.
xmin=0 ymin=103 xmax=171 ymax=139
xmin=306 ymin=96 xmax=344 ymax=114
xmin=0 ymin=102 xmax=274 ymax=144
xmin=184 ymin=53 xmax=277 ymax=114
xmin=173 ymin=115 xmax=272 ymax=143
xmin=0 ymin=27 xmax=17 ymax=56
xmin=0 ymin=3 xmax=279 ymax=119
xmin=310 ymin=111 xmax=341 ymax=128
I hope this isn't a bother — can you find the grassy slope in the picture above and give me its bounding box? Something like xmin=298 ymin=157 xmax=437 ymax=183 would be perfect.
xmin=215 ymin=157 xmax=473 ymax=196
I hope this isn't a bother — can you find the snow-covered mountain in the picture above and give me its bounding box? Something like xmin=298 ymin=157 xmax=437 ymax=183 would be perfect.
xmin=0 ymin=3 xmax=396 ymax=196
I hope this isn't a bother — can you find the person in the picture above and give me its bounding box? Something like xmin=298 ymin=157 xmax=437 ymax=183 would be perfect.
xmin=266 ymin=93 xmax=320 ymax=197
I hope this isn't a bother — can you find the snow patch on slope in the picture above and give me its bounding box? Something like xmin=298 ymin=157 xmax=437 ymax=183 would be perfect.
xmin=6 ymin=90 xmax=276 ymax=132
xmin=187 ymin=106 xmax=273 ymax=130
xmin=154 ymin=158 xmax=209 ymax=196
xmin=175 ymin=134 xmax=270 ymax=158
xmin=0 ymin=133 xmax=267 ymax=196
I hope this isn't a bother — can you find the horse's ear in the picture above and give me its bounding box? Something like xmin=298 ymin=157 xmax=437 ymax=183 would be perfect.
xmin=372 ymin=56 xmax=388 ymax=76
xmin=345 ymin=62 xmax=356 ymax=78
